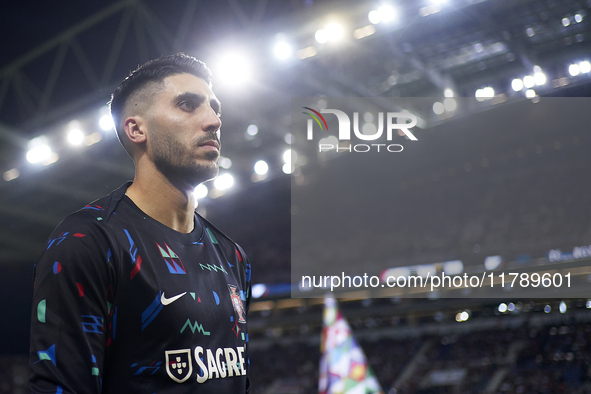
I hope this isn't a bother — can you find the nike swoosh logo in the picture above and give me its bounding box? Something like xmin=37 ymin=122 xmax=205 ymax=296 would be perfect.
xmin=161 ymin=292 xmax=186 ymax=305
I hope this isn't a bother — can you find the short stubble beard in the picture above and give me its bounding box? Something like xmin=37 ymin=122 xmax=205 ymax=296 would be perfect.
xmin=151 ymin=131 xmax=220 ymax=191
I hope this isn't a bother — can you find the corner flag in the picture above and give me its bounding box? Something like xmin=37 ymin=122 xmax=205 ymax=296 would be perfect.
xmin=319 ymin=295 xmax=384 ymax=394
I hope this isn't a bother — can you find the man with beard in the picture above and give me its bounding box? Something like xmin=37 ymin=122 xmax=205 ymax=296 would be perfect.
xmin=29 ymin=54 xmax=252 ymax=393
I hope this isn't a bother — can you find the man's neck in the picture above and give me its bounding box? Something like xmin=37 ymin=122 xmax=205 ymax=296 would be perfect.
xmin=125 ymin=167 xmax=196 ymax=234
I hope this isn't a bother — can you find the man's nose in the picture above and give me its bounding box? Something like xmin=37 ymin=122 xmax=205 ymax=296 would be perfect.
xmin=203 ymin=106 xmax=221 ymax=132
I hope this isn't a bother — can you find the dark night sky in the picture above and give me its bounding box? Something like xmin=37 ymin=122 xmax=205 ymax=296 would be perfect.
xmin=1 ymin=0 xmax=122 ymax=68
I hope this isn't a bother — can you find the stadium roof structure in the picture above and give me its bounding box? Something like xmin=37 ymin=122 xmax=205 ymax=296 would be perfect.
xmin=1 ymin=0 xmax=590 ymax=264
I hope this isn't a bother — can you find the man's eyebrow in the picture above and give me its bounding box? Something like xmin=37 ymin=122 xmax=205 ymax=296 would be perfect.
xmin=175 ymin=92 xmax=204 ymax=104
xmin=210 ymin=99 xmax=222 ymax=116
xmin=175 ymin=92 xmax=222 ymax=115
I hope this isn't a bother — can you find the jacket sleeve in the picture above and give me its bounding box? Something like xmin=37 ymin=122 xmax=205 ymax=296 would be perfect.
xmin=29 ymin=213 xmax=117 ymax=394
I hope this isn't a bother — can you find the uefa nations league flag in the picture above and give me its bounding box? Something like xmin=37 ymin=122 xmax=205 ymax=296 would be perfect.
xmin=319 ymin=295 xmax=384 ymax=394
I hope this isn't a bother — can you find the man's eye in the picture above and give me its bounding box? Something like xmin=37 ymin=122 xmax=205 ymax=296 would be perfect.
xmin=179 ymin=101 xmax=196 ymax=110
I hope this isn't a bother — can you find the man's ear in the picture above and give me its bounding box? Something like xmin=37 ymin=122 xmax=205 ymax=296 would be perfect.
xmin=123 ymin=116 xmax=147 ymax=146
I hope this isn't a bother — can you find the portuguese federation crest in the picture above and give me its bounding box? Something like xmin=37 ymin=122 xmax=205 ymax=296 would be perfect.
xmin=165 ymin=349 xmax=192 ymax=383
xmin=228 ymin=284 xmax=246 ymax=324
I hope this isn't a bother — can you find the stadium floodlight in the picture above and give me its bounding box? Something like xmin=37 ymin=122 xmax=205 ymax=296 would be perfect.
xmin=416 ymin=264 xmax=436 ymax=278
xmin=219 ymin=157 xmax=232 ymax=169
xmin=254 ymin=160 xmax=269 ymax=175
xmin=99 ymin=114 xmax=115 ymax=131
xmin=368 ymin=10 xmax=381 ymax=24
xmin=283 ymin=148 xmax=298 ymax=164
xmin=273 ymin=41 xmax=292 ymax=60
xmin=574 ymin=14 xmax=583 ymax=23
xmin=507 ymin=302 xmax=515 ymax=312
xmin=559 ymin=301 xmax=567 ymax=314
xmin=213 ymin=173 xmax=234 ymax=191
xmin=443 ymin=98 xmax=457 ymax=112
xmin=580 ymin=61 xmax=591 ymax=73
xmin=381 ymin=267 xmax=411 ymax=280
xmin=369 ymin=6 xmax=397 ymax=25
xmin=26 ymin=137 xmax=52 ymax=164
xmin=525 ymin=89 xmax=536 ymax=99
xmin=251 ymin=284 xmax=267 ymax=298
xmin=523 ymin=75 xmax=535 ymax=88
xmin=569 ymin=63 xmax=581 ymax=76
xmin=586 ymin=300 xmax=591 ymax=309
xmin=43 ymin=153 xmax=59 ymax=166
xmin=475 ymin=87 xmax=494 ymax=101
xmin=319 ymin=135 xmax=339 ymax=147
xmin=444 ymin=88 xmax=454 ymax=97
xmin=353 ymin=25 xmax=376 ymax=40
xmin=498 ymin=303 xmax=508 ymax=313
xmin=246 ymin=124 xmax=258 ymax=136
xmin=511 ymin=78 xmax=524 ymax=91
xmin=315 ymin=29 xmax=328 ymax=44
xmin=362 ymin=122 xmax=377 ymax=135
xmin=433 ymin=102 xmax=444 ymax=115
xmin=534 ymin=72 xmax=547 ymax=85
xmin=381 ymin=6 xmax=397 ymax=22
xmin=284 ymin=133 xmax=293 ymax=145
xmin=455 ymin=311 xmax=469 ymax=322
xmin=3 ymin=168 xmax=20 ymax=182
xmin=484 ymin=255 xmax=502 ymax=270
xmin=282 ymin=162 xmax=294 ymax=174
xmin=544 ymin=305 xmax=551 ymax=313
xmin=443 ymin=260 xmax=463 ymax=275
xmin=297 ymin=46 xmax=318 ymax=59
xmin=194 ymin=184 xmax=208 ymax=199
xmin=67 ymin=128 xmax=84 ymax=146
xmin=369 ymin=5 xmax=397 ymax=24
xmin=326 ymin=23 xmax=345 ymax=42
xmin=85 ymin=132 xmax=102 ymax=146
xmin=215 ymin=52 xmax=252 ymax=86
xmin=562 ymin=17 xmax=570 ymax=27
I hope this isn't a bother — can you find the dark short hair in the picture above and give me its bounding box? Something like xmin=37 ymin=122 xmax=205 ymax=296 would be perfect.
xmin=109 ymin=53 xmax=212 ymax=154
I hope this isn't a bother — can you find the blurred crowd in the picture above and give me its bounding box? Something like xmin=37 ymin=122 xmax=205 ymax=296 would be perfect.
xmin=245 ymin=305 xmax=591 ymax=394
xmin=294 ymin=134 xmax=590 ymax=276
